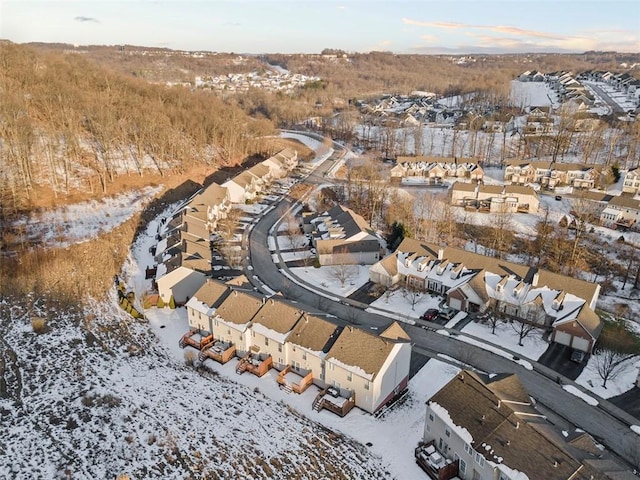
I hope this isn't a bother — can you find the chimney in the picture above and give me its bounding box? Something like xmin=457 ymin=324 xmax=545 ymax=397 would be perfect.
xmin=262 ymin=297 xmax=266 ymax=304
xmin=438 ymin=248 xmax=444 ymax=260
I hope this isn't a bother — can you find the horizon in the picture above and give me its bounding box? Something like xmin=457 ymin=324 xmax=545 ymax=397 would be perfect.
xmin=2 ymin=0 xmax=638 ymax=55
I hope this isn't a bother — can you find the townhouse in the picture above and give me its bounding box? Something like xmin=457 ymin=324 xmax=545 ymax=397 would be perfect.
xmin=177 ymin=279 xmax=412 ymax=415
xmin=450 ymin=183 xmax=539 ymax=213
xmin=322 ymin=322 xmax=412 ymax=414
xmin=622 ymin=168 xmax=640 ymax=195
xmin=600 ymin=194 xmax=640 ymax=231
xmin=155 ymin=148 xmax=297 ymax=303
xmin=305 ymin=205 xmax=383 ymax=266
xmin=370 ymin=238 xmax=602 ymax=352
xmin=391 ymin=156 xmax=484 ymax=184
xmin=504 ymin=161 xmax=601 ymax=190
xmin=419 ymin=370 xmax=626 ymax=480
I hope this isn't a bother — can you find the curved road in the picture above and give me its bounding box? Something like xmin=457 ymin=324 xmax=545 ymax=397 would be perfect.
xmin=245 ymin=135 xmax=640 ymax=469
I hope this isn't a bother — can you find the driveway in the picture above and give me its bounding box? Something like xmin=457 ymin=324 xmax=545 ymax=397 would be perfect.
xmin=538 ymin=343 xmax=588 ymax=381
xmin=609 ymin=387 xmax=640 ymax=421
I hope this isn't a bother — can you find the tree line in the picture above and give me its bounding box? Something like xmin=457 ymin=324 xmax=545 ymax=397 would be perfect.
xmin=0 ymin=42 xmax=276 ymax=219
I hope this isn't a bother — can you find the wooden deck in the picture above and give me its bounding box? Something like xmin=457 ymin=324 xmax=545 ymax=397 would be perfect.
xmin=199 ymin=340 xmax=236 ymax=364
xmin=414 ymin=441 xmax=459 ymax=480
xmin=312 ymin=387 xmax=355 ymax=417
xmin=277 ymin=366 xmax=314 ymax=394
xmin=179 ymin=329 xmax=214 ymax=350
xmin=236 ymin=352 xmax=273 ymax=377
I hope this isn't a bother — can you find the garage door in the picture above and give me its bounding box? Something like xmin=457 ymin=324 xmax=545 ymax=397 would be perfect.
xmin=554 ymin=330 xmax=572 ymax=346
xmin=571 ymin=336 xmax=590 ymax=352
xmin=449 ymin=298 xmax=463 ymax=311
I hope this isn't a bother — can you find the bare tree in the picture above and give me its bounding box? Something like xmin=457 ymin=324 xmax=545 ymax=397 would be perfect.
xmin=592 ymin=349 xmax=637 ymax=389
xmin=510 ymin=320 xmax=539 ymax=347
xmin=402 ymin=284 xmax=423 ymax=311
xmin=330 ymin=263 xmax=358 ymax=289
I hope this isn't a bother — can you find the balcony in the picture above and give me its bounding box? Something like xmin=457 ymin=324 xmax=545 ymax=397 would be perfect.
xmin=277 ymin=365 xmax=314 ymax=394
xmin=312 ymin=386 xmax=355 ymax=417
xmin=415 ymin=441 xmax=459 ymax=480
xmin=198 ymin=340 xmax=236 ymax=364
xmin=235 ymin=350 xmax=273 ymax=377
xmin=179 ymin=329 xmax=214 ymax=350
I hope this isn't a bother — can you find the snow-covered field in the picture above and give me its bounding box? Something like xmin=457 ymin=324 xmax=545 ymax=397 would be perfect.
xmin=289 ymin=265 xmax=371 ymax=298
xmin=576 ymin=353 xmax=640 ymax=399
xmin=11 ymin=185 xmax=162 ymax=247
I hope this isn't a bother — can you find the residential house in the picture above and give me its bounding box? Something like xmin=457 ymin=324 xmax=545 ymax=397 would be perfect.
xmin=156 ymin=254 xmax=210 ymax=305
xmin=222 ymin=170 xmax=263 ymax=203
xmin=306 ymin=205 xmax=382 ymax=266
xmin=504 ymin=161 xmax=601 ymax=190
xmin=600 ymin=194 xmax=640 ymax=231
xmin=211 ymin=289 xmax=265 ymax=357
xmin=185 ymin=279 xmax=231 ymax=332
xmin=285 ymin=314 xmax=342 ymax=388
xmin=392 ymin=156 xmax=484 ymax=184
xmin=369 ymin=238 xmax=601 ymax=352
xmin=323 ymin=322 xmax=411 ymax=414
xmin=622 ymin=168 xmax=640 ymax=195
xmin=420 ymin=370 xmax=621 ymax=480
xmin=187 ymin=182 xmax=231 ymax=230
xmin=249 ymin=298 xmax=304 ymax=370
xmin=451 ymin=183 xmax=539 ymax=213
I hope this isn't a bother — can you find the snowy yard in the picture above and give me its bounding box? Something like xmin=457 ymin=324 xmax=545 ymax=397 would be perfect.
xmin=289 ymin=265 xmax=371 ymax=298
xmin=576 ymin=353 xmax=640 ymax=399
xmin=368 ymin=288 xmax=441 ymax=320
xmin=461 ymin=320 xmax=550 ymax=361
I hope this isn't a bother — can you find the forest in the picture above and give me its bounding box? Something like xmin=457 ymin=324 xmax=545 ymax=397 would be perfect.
xmin=0 ymin=42 xmax=276 ymax=218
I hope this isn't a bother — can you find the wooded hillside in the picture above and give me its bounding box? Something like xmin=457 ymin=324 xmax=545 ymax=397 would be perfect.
xmin=0 ymin=42 xmax=276 ymax=218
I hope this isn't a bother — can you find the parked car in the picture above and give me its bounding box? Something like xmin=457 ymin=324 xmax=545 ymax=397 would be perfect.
xmin=555 ymin=195 xmax=562 ymax=201
xmin=439 ymin=307 xmax=458 ymax=320
xmin=421 ymin=309 xmax=439 ymax=321
xmin=570 ymin=349 xmax=585 ymax=363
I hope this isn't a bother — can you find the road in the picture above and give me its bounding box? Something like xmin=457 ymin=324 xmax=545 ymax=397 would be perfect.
xmin=245 ymin=135 xmax=640 ymax=469
xmin=588 ymin=83 xmax=626 ymax=114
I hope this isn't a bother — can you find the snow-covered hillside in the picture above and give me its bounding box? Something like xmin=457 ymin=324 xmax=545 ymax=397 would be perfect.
xmin=0 ymin=297 xmax=391 ymax=479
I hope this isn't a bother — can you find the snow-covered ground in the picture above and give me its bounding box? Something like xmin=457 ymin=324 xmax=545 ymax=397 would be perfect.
xmin=576 ymin=353 xmax=640 ymax=399
xmin=510 ymin=80 xmax=557 ymax=108
xmin=461 ymin=321 xmax=549 ymax=361
xmin=289 ymin=265 xmax=371 ymax=298
xmin=563 ymin=385 xmax=599 ymax=406
xmin=10 ymin=185 xmax=162 ymax=248
xmin=368 ymin=288 xmax=441 ymax=320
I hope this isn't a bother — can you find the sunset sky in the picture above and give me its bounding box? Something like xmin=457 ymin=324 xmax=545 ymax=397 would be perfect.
xmin=2 ymin=0 xmax=638 ymax=54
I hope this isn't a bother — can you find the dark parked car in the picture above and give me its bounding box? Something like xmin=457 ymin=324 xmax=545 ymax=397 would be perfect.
xmin=555 ymin=195 xmax=562 ymax=201
xmin=570 ymin=350 xmax=585 ymax=363
xmin=421 ymin=309 xmax=439 ymax=321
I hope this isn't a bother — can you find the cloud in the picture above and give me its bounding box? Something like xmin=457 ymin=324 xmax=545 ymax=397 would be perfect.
xmin=420 ymin=34 xmax=438 ymax=44
xmin=75 ymin=16 xmax=100 ymax=23
xmin=402 ymin=17 xmax=560 ymax=39
xmin=403 ymin=18 xmax=463 ymax=29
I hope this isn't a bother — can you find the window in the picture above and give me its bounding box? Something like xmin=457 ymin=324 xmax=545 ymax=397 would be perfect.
xmin=240 ymin=335 xmax=243 ymax=340
xmin=278 ymin=344 xmax=282 ymax=352
xmin=445 ymin=428 xmax=451 ymax=438
xmin=265 ymin=338 xmax=269 ymax=346
xmin=428 ymin=413 xmax=434 ymax=422
xmin=475 ymin=452 xmax=485 ymax=467
xmin=227 ymin=328 xmax=231 ymax=335
xmin=499 ymin=472 xmax=510 ymax=480
xmin=302 ymin=351 xmax=307 ymax=360
xmin=464 ymin=443 xmax=473 ymax=455
xmin=364 ymin=381 xmax=370 ymax=390
xmin=347 ymin=372 xmax=352 ymax=382
xmin=459 ymin=459 xmax=467 ymax=474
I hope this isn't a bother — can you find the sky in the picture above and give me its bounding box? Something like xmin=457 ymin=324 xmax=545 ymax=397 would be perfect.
xmin=1 ymin=0 xmax=638 ymax=54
